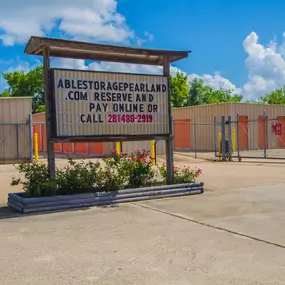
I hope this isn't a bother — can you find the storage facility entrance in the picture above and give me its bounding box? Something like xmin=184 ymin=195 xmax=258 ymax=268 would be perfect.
xmin=171 ymin=102 xmax=285 ymax=161
xmin=238 ymin=115 xmax=249 ymax=151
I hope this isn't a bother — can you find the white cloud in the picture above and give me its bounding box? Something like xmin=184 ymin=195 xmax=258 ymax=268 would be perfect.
xmin=52 ymin=58 xmax=88 ymax=70
xmin=7 ymin=59 xmax=31 ymax=73
xmin=136 ymin=31 xmax=154 ymax=46
xmin=243 ymin=75 xmax=276 ymax=97
xmin=242 ymin=31 xmax=285 ymax=99
xmin=5 ymin=57 xmax=41 ymax=73
xmin=188 ymin=72 xmax=241 ymax=94
xmin=0 ymin=0 xmax=135 ymax=46
xmin=53 ymin=59 xmax=188 ymax=77
xmin=88 ymin=61 xmax=162 ymax=75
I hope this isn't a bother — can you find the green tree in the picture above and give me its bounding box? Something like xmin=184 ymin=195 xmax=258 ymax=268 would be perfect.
xmin=207 ymin=89 xmax=243 ymax=104
xmin=170 ymin=72 xmax=190 ymax=107
xmin=188 ymin=78 xmax=211 ymax=105
xmin=0 ymin=89 xmax=10 ymax=97
xmin=259 ymin=87 xmax=285 ymax=105
xmin=35 ymin=104 xmax=45 ymax=113
xmin=0 ymin=66 xmax=44 ymax=112
xmin=187 ymin=78 xmax=242 ymax=106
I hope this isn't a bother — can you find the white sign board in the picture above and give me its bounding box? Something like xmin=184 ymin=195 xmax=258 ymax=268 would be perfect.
xmin=51 ymin=69 xmax=170 ymax=138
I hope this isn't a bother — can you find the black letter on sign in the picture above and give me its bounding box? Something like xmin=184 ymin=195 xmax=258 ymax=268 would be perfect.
xmin=148 ymin=104 xmax=158 ymax=112
xmin=149 ymin=94 xmax=154 ymax=102
xmin=57 ymin=79 xmax=63 ymax=88
xmin=94 ymin=92 xmax=100 ymax=101
xmin=89 ymin=103 xmax=95 ymax=112
xmin=80 ymin=114 xmax=85 ymax=123
xmin=113 ymin=103 xmax=119 ymax=112
xmin=65 ymin=80 xmax=71 ymax=88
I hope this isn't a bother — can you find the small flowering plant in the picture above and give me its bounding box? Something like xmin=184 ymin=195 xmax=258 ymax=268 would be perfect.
xmin=103 ymin=149 xmax=154 ymax=190
xmin=121 ymin=149 xmax=154 ymax=188
xmin=159 ymin=163 xmax=202 ymax=184
xmin=107 ymin=149 xmax=154 ymax=189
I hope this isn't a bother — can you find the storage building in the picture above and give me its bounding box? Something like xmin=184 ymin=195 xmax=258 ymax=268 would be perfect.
xmin=0 ymin=97 xmax=33 ymax=164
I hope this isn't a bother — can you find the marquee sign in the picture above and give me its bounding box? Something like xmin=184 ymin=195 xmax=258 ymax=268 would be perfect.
xmin=51 ymin=69 xmax=170 ymax=139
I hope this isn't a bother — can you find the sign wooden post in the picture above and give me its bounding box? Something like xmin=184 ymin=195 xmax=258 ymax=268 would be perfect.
xmin=163 ymin=57 xmax=174 ymax=184
xmin=43 ymin=48 xmax=56 ymax=179
xmin=25 ymin=37 xmax=189 ymax=183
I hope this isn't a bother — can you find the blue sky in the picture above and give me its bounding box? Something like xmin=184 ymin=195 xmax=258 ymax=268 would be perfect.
xmin=1 ymin=0 xmax=285 ymax=99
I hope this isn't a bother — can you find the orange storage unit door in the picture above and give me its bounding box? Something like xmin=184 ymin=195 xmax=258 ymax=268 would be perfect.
xmin=277 ymin=116 xmax=285 ymax=148
xmin=74 ymin=143 xmax=88 ymax=154
xmin=174 ymin=119 xmax=191 ymax=149
xmin=62 ymin=143 xmax=72 ymax=154
xmin=89 ymin=143 xmax=104 ymax=155
xmin=238 ymin=116 xmax=249 ymax=150
xmin=54 ymin=143 xmax=62 ymax=153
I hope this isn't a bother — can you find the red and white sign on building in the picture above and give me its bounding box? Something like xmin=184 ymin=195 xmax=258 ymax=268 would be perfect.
xmin=272 ymin=123 xmax=282 ymax=135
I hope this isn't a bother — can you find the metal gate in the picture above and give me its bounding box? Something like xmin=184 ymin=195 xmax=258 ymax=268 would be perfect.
xmin=216 ymin=113 xmax=285 ymax=161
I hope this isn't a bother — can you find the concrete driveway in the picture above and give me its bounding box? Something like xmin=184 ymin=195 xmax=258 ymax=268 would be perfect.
xmin=1 ymin=155 xmax=285 ymax=284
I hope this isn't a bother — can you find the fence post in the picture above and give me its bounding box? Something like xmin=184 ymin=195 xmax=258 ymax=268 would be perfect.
xmin=263 ymin=109 xmax=267 ymax=158
xmin=236 ymin=113 xmax=241 ymax=161
xmin=232 ymin=129 xmax=236 ymax=152
xmin=40 ymin=124 xmax=45 ymax=157
xmin=194 ymin=118 xmax=197 ymax=158
xmin=16 ymin=124 xmax=20 ymax=161
xmin=34 ymin=133 xmax=39 ymax=162
xmin=221 ymin=116 xmax=226 ymax=161
xmin=172 ymin=117 xmax=175 ymax=151
xmin=28 ymin=113 xmax=34 ymax=163
xmin=228 ymin=115 xmax=232 ymax=161
xmin=151 ymin=140 xmax=156 ymax=165
xmin=214 ymin=116 xmax=217 ymax=157
xmin=116 ymin=142 xmax=121 ymax=155
xmin=218 ymin=133 xmax=222 ymax=160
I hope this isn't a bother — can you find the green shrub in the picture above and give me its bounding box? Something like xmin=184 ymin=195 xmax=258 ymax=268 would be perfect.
xmin=11 ymin=160 xmax=56 ymax=197
xmin=56 ymin=158 xmax=104 ymax=195
xmin=11 ymin=152 xmax=202 ymax=198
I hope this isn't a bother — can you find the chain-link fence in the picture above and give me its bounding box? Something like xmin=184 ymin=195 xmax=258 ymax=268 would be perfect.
xmin=173 ymin=114 xmax=285 ymax=161
xmin=173 ymin=119 xmax=217 ymax=160
xmin=231 ymin=114 xmax=285 ymax=160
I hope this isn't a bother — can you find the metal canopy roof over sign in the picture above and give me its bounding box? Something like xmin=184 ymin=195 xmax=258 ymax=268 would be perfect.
xmin=24 ymin=36 xmax=190 ymax=65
